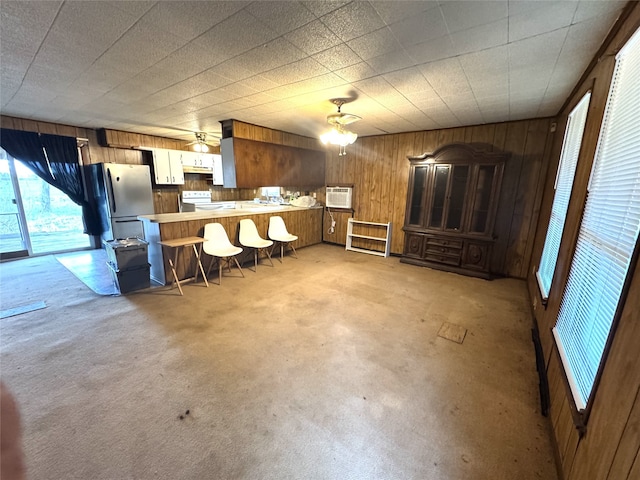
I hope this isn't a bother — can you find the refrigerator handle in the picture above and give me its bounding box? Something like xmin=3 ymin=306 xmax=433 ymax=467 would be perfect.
xmin=107 ymin=167 xmax=117 ymax=214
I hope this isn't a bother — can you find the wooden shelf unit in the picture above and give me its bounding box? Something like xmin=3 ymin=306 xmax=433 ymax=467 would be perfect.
xmin=345 ymin=218 xmax=392 ymax=257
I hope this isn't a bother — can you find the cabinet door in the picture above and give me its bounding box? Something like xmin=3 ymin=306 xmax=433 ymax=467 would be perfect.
xmin=462 ymin=241 xmax=490 ymax=271
xmin=407 ymin=166 xmax=428 ymax=226
xmin=468 ymin=164 xmax=499 ymax=235
xmin=403 ymin=232 xmax=425 ymax=259
xmin=444 ymin=164 xmax=469 ymax=232
xmin=152 ymin=149 xmax=172 ymax=184
xmin=172 ymin=150 xmax=189 ymax=167
xmin=427 ymin=165 xmax=450 ymax=229
xmin=212 ymin=154 xmax=223 ymax=185
xmin=168 ymin=154 xmax=184 ymax=184
xmin=199 ymin=153 xmax=215 ymax=170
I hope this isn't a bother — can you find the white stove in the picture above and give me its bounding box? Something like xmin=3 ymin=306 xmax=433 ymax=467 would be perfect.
xmin=181 ymin=191 xmax=235 ymax=212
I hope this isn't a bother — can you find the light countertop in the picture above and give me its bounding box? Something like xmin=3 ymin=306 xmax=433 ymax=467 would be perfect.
xmin=139 ymin=205 xmax=322 ymax=224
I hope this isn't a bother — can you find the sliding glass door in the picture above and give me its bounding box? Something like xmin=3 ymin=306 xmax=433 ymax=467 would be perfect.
xmin=0 ymin=154 xmax=29 ymax=257
xmin=0 ymin=149 xmax=90 ymax=258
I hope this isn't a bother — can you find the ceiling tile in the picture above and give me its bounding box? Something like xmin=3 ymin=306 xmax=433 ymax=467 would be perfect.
xmin=0 ymin=1 xmax=62 ymax=50
xmin=405 ymin=34 xmax=456 ymax=65
xmin=370 ymin=1 xmax=437 ymax=26
xmin=367 ymin=50 xmax=416 ymax=75
xmin=236 ymin=75 xmax=281 ymax=93
xmin=97 ymin=21 xmax=187 ymax=74
xmin=334 ymin=62 xmax=378 ymax=83
xmin=233 ymin=38 xmax=307 ymax=76
xmin=450 ymin=18 xmax=508 ymax=56
xmin=404 ymin=89 xmax=441 ymax=104
xmin=418 ymin=58 xmax=471 ymax=97
xmin=262 ymin=58 xmax=330 ymax=85
xmin=388 ymin=7 xmax=448 ymax=48
xmin=561 ymin=17 xmax=614 ymax=59
xmin=349 ymin=27 xmax=402 ymax=60
xmin=383 ymin=67 xmax=435 ymax=95
xmin=195 ymin=9 xmax=279 ymax=57
xmin=301 ymin=1 xmax=350 ymax=18
xmin=48 ymin=1 xmax=139 ymax=54
xmin=352 ymin=76 xmax=394 ymax=98
xmin=458 ymin=45 xmax=509 ymax=91
xmin=508 ymin=1 xmax=577 ymax=42
xmin=111 ymin=1 xmax=155 ymax=17
xmin=440 ymin=0 xmax=508 ymax=33
xmin=320 ymin=1 xmax=385 ymax=42
xmin=284 ymin=19 xmax=343 ymax=55
xmin=572 ymin=0 xmax=625 ymax=24
xmin=140 ymin=1 xmax=245 ymax=41
xmin=312 ymin=44 xmax=363 ymax=71
xmin=246 ymin=1 xmax=316 ymax=35
xmin=508 ymin=28 xmax=568 ymax=70
xmin=151 ymin=70 xmax=235 ymax=103
xmin=207 ymin=57 xmax=256 ymax=82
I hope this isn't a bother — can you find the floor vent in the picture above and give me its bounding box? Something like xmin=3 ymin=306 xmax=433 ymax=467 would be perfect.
xmin=438 ymin=322 xmax=467 ymax=344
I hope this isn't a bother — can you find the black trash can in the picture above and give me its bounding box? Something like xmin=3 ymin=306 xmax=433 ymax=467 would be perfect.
xmin=103 ymin=238 xmax=150 ymax=294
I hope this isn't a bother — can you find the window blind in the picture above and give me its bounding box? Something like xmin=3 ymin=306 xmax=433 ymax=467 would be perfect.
xmin=537 ymin=92 xmax=591 ymax=300
xmin=553 ymin=28 xmax=640 ymax=412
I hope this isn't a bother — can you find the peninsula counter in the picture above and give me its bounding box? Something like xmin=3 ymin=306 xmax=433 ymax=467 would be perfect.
xmin=139 ymin=206 xmax=323 ymax=284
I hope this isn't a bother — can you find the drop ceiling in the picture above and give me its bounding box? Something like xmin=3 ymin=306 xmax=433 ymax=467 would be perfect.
xmin=0 ymin=1 xmax=627 ymax=144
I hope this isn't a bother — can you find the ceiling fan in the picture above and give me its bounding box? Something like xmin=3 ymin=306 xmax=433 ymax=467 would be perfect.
xmin=185 ymin=132 xmax=215 ymax=153
xmin=321 ymin=99 xmax=361 ymax=156
xmin=326 ymin=98 xmax=362 ymax=126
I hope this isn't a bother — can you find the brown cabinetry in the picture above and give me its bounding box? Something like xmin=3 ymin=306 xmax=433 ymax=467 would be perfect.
xmin=401 ymin=144 xmax=507 ymax=279
xmin=220 ymin=137 xmax=325 ymax=188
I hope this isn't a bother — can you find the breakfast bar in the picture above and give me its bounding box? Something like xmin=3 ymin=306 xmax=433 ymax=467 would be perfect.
xmin=139 ymin=204 xmax=323 ymax=285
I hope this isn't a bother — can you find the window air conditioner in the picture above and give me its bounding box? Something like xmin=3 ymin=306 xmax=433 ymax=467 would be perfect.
xmin=326 ymin=186 xmax=353 ymax=209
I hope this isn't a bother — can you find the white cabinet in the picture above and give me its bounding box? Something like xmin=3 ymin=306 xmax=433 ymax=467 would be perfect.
xmin=153 ymin=148 xmax=184 ymax=185
xmin=180 ymin=151 xmax=213 ymax=170
xmin=211 ymin=154 xmax=223 ymax=185
xmin=179 ymin=151 xmax=224 ymax=185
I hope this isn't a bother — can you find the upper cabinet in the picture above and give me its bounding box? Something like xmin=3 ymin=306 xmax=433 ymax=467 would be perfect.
xmin=220 ymin=137 xmax=325 ymax=188
xmin=151 ymin=148 xmax=184 ymax=185
xmin=219 ymin=118 xmax=325 ymax=188
xmin=401 ymin=144 xmax=508 ymax=278
xmin=174 ymin=151 xmax=224 ymax=185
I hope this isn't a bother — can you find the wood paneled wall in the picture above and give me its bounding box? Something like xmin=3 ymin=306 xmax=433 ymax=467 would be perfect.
xmin=324 ymin=118 xmax=555 ymax=278
xmin=227 ymin=119 xmax=324 ymax=151
xmin=527 ymin=4 xmax=640 ymax=479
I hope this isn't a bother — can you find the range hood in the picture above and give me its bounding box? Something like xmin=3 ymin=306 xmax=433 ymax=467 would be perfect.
xmin=182 ymin=164 xmax=213 ymax=174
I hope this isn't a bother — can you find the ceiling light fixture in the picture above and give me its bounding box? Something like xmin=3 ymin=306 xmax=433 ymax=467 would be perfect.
xmin=320 ymin=125 xmax=357 ymax=156
xmin=192 ymin=132 xmax=209 ymax=153
xmin=320 ymin=99 xmax=361 ymax=156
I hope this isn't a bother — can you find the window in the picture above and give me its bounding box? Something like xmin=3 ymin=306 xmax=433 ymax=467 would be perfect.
xmin=261 ymin=186 xmax=281 ymax=198
xmin=553 ymin=28 xmax=640 ymax=413
xmin=536 ymin=92 xmax=591 ymax=300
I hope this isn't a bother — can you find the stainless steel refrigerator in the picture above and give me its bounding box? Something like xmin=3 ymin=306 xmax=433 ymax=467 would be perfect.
xmin=85 ymin=163 xmax=154 ymax=241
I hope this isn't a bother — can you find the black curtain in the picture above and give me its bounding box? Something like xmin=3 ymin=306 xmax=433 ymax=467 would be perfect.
xmin=0 ymin=128 xmax=103 ymax=235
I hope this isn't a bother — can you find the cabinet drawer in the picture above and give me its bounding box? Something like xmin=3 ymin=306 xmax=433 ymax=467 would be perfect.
xmin=426 ymin=237 xmax=463 ymax=249
xmin=426 ymin=245 xmax=462 ymax=256
xmin=425 ymin=253 xmax=461 ymax=266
